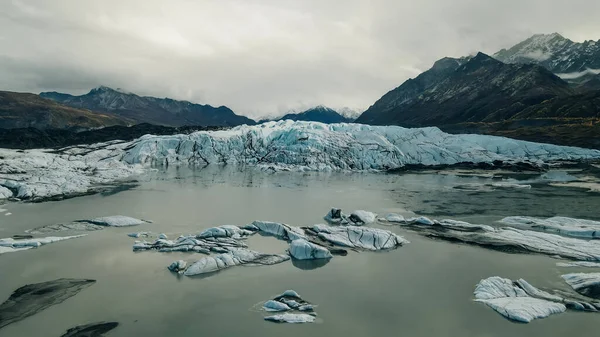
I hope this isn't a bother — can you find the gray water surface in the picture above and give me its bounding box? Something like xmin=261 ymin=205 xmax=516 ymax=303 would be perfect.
xmin=1 ymin=168 xmax=600 ymax=337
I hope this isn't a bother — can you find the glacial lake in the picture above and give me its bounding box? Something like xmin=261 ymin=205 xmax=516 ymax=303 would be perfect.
xmin=1 ymin=167 xmax=600 ymax=337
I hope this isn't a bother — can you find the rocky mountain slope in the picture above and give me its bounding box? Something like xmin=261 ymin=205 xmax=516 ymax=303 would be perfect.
xmin=356 ymin=52 xmax=575 ymax=126
xmin=41 ymin=86 xmax=255 ymax=127
xmin=356 ymin=50 xmax=600 ymax=149
xmin=494 ymin=33 xmax=600 ymax=84
xmin=0 ymin=91 xmax=129 ymax=130
xmin=275 ymin=106 xmax=354 ymax=123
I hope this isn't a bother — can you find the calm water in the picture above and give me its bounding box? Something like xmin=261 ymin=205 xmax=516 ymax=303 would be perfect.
xmin=1 ymin=167 xmax=600 ymax=337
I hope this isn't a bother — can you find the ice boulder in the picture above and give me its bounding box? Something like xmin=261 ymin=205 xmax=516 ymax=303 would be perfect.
xmin=384 ymin=213 xmax=405 ymax=223
xmin=251 ymin=221 xmax=306 ymax=241
xmin=85 ymin=216 xmax=148 ymax=227
xmin=324 ymin=208 xmax=348 ymax=225
xmin=263 ymin=300 xmax=291 ymax=312
xmin=168 ymin=260 xmax=187 ymax=273
xmin=289 ymin=239 xmax=332 ymax=260
xmin=348 ymin=210 xmax=376 ymax=225
xmin=0 ymin=186 xmax=13 ymax=199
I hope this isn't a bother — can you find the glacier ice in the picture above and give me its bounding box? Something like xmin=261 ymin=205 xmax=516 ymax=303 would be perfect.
xmin=557 ymin=261 xmax=600 ymax=268
xmin=474 ymin=277 xmax=566 ymax=323
xmin=499 ymin=216 xmax=600 ymax=239
xmin=27 ymin=216 xmax=148 ymax=234
xmin=561 ymin=273 xmax=600 ymax=299
xmin=2 ymin=120 xmax=600 ymax=201
xmin=308 ymin=224 xmax=408 ymax=250
xmin=260 ymin=290 xmax=317 ymax=323
xmin=183 ymin=248 xmax=290 ymax=276
xmin=403 ymin=217 xmax=600 ymax=261
xmin=289 ymin=239 xmax=333 ymax=260
xmin=0 ymin=235 xmax=86 ymax=255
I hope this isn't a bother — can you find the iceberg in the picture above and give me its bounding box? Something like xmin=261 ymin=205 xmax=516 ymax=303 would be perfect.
xmin=348 ymin=210 xmax=376 ymax=225
xmin=260 ymin=290 xmax=317 ymax=323
xmin=250 ymin=221 xmax=306 ymax=241
xmin=27 ymin=216 xmax=149 ymax=234
xmin=403 ymin=218 xmax=600 ymax=261
xmin=85 ymin=215 xmax=149 ymax=227
xmin=289 ymin=239 xmax=333 ymax=260
xmin=308 ymin=225 xmax=408 ymax=250
xmin=474 ymin=277 xmax=566 ymax=323
xmin=183 ymin=248 xmax=290 ymax=276
xmin=499 ymin=216 xmax=600 ymax=239
xmin=3 ymin=121 xmax=600 ymax=202
xmin=168 ymin=260 xmax=187 ymax=273
xmin=0 ymin=186 xmax=12 ymax=199
xmin=561 ymin=273 xmax=600 ymax=299
xmin=0 ymin=235 xmax=86 ymax=255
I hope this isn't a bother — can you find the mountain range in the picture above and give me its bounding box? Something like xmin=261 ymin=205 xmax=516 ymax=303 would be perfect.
xmin=40 ymin=86 xmax=255 ymax=127
xmin=0 ymin=91 xmax=129 ymax=130
xmin=357 ymin=33 xmax=600 ymax=149
xmin=261 ymin=106 xmax=355 ymax=124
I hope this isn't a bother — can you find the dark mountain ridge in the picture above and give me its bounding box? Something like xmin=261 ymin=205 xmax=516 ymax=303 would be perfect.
xmin=41 ymin=86 xmax=255 ymax=127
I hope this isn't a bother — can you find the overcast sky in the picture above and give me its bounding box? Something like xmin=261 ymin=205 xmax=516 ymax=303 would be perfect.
xmin=1 ymin=0 xmax=600 ymax=118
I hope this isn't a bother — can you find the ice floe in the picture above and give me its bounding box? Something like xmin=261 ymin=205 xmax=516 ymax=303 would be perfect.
xmin=27 ymin=216 xmax=149 ymax=234
xmin=557 ymin=261 xmax=600 ymax=268
xmin=403 ymin=218 xmax=600 ymax=261
xmin=474 ymin=276 xmax=600 ymax=323
xmin=182 ymin=248 xmax=290 ymax=276
xmin=307 ymin=225 xmax=408 ymax=250
xmin=289 ymin=239 xmax=332 ymax=260
xmin=474 ymin=277 xmax=566 ymax=323
xmin=499 ymin=216 xmax=600 ymax=239
xmin=0 ymin=235 xmax=86 ymax=255
xmin=383 ymin=213 xmax=405 ymax=223
xmin=260 ymin=290 xmax=317 ymax=323
xmin=562 ymin=273 xmax=600 ymax=299
xmin=264 ymin=313 xmax=316 ymax=323
xmin=3 ymin=121 xmax=600 ymax=202
xmin=250 ymin=221 xmax=306 ymax=241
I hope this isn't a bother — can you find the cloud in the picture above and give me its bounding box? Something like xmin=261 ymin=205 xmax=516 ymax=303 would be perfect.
xmin=523 ymin=50 xmax=552 ymax=61
xmin=557 ymin=68 xmax=600 ymax=80
xmin=1 ymin=0 xmax=599 ymax=117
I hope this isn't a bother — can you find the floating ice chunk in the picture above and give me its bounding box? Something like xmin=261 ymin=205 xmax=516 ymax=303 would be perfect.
xmin=349 ymin=210 xmax=376 ymax=225
xmin=197 ymin=225 xmax=254 ymax=239
xmin=158 ymin=233 xmax=168 ymax=240
xmin=0 ymin=235 xmax=86 ymax=255
xmin=324 ymin=208 xmax=348 ymax=225
xmin=27 ymin=222 xmax=104 ymax=234
xmin=183 ymin=248 xmax=289 ymax=276
xmin=474 ymin=277 xmax=566 ymax=323
xmin=562 ymin=273 xmax=600 ymax=299
xmin=499 ymin=216 xmax=600 ymax=239
xmin=310 ymin=225 xmax=408 ymax=250
xmin=168 ymin=260 xmax=187 ymax=273
xmin=86 ymin=216 xmax=148 ymax=227
xmin=252 ymin=221 xmax=306 ymax=241
xmin=264 ymin=313 xmax=316 ymax=323
xmin=405 ymin=218 xmax=600 ymax=261
xmin=127 ymin=232 xmax=152 ymax=238
xmin=289 ymin=239 xmax=332 ymax=260
xmin=384 ymin=213 xmax=405 ymax=223
xmin=263 ymin=300 xmax=291 ymax=312
xmin=60 ymin=322 xmax=119 ymax=337
xmin=557 ymin=261 xmax=600 ymax=268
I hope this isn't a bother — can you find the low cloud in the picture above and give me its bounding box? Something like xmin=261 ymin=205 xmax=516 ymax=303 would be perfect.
xmin=1 ymin=0 xmax=599 ymax=117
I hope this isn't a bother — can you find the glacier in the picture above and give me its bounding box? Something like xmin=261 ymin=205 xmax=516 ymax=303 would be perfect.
xmin=1 ymin=121 xmax=600 ymax=201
